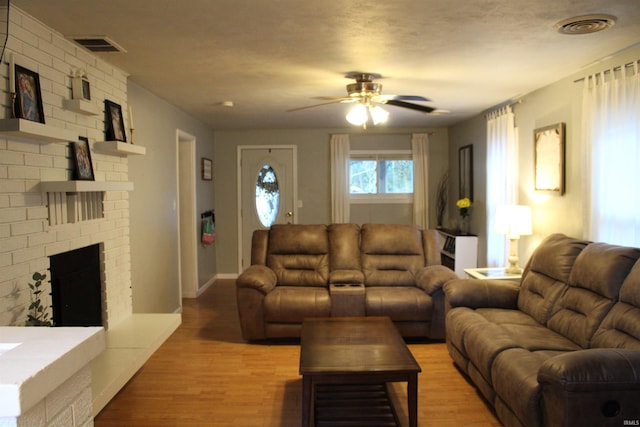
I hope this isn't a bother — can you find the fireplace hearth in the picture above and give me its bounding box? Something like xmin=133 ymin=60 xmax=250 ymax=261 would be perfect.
xmin=50 ymin=244 xmax=103 ymax=327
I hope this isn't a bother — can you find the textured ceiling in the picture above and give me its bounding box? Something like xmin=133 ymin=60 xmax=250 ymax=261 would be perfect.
xmin=11 ymin=0 xmax=640 ymax=130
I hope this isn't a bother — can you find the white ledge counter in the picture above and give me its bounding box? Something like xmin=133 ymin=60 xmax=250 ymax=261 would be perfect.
xmin=0 ymin=326 xmax=105 ymax=421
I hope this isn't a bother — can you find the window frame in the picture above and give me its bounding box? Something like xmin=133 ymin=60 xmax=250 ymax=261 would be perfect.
xmin=349 ymin=150 xmax=414 ymax=204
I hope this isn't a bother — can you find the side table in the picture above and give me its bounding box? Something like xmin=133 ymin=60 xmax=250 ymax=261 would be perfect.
xmin=464 ymin=267 xmax=522 ymax=281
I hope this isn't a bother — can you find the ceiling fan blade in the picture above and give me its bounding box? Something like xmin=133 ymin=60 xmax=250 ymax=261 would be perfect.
xmin=385 ymin=99 xmax=436 ymax=113
xmin=380 ymin=95 xmax=431 ymax=102
xmin=286 ymin=99 xmax=347 ymax=112
xmin=314 ymin=96 xmax=353 ymax=101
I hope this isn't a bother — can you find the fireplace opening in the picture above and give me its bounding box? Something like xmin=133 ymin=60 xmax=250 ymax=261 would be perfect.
xmin=50 ymin=244 xmax=103 ymax=326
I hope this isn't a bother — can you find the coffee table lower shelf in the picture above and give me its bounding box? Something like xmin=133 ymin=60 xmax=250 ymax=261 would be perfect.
xmin=314 ymin=383 xmax=400 ymax=427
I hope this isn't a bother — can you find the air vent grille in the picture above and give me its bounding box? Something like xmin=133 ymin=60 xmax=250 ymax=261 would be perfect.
xmin=555 ymin=14 xmax=616 ymax=35
xmin=71 ymin=36 xmax=127 ymax=53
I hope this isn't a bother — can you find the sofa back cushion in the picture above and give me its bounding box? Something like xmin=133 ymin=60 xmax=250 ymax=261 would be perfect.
xmin=266 ymin=224 xmax=329 ymax=287
xmin=547 ymin=242 xmax=640 ymax=348
xmin=360 ymin=223 xmax=424 ymax=287
xmin=592 ymin=258 xmax=640 ymax=350
xmin=328 ymin=223 xmax=361 ymax=271
xmin=517 ymin=234 xmax=589 ymax=325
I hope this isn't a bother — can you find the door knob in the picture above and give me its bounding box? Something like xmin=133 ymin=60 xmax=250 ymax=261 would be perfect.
xmin=286 ymin=211 xmax=293 ymax=217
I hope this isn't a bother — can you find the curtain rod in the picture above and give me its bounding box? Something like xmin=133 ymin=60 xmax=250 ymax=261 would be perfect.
xmin=574 ymin=59 xmax=639 ymax=83
xmin=483 ymin=99 xmax=522 ymax=118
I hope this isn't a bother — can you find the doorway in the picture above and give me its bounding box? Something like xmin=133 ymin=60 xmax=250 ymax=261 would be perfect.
xmin=237 ymin=145 xmax=297 ymax=272
xmin=177 ymin=130 xmax=198 ymax=298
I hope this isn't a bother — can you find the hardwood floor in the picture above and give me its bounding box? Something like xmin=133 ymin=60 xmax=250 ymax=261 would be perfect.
xmin=94 ymin=280 xmax=501 ymax=427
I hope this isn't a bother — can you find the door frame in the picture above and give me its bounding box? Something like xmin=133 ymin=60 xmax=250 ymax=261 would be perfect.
xmin=237 ymin=145 xmax=298 ymax=273
xmin=176 ymin=129 xmax=198 ymax=299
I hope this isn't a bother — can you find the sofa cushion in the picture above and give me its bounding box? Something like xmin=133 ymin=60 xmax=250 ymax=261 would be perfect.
xmin=361 ymin=223 xmax=424 ymax=287
xmin=267 ymin=224 xmax=329 ymax=287
xmin=263 ymin=286 xmax=331 ymax=323
xmin=328 ymin=223 xmax=361 ymax=271
xmin=365 ymin=286 xmax=431 ymax=321
xmin=517 ymin=234 xmax=589 ymax=325
xmin=547 ymin=243 xmax=640 ymax=348
xmin=592 ymin=259 xmax=640 ymax=349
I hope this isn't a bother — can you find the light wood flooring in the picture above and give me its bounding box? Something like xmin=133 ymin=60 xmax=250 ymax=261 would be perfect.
xmin=94 ymin=280 xmax=501 ymax=427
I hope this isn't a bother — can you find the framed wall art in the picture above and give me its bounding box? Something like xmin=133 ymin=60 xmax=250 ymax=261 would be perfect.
xmin=202 ymin=158 xmax=212 ymax=181
xmin=534 ymin=123 xmax=565 ymax=195
xmin=104 ymin=100 xmax=126 ymax=142
xmin=71 ymin=137 xmax=95 ymax=181
xmin=458 ymin=144 xmax=473 ymax=201
xmin=13 ymin=65 xmax=45 ymax=123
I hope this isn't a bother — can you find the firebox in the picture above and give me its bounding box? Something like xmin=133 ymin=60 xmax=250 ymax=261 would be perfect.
xmin=50 ymin=244 xmax=102 ymax=326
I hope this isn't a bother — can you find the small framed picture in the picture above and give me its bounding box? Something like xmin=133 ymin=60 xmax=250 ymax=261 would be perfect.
xmin=71 ymin=137 xmax=95 ymax=181
xmin=14 ymin=65 xmax=45 ymax=123
xmin=202 ymin=158 xmax=212 ymax=180
xmin=534 ymin=123 xmax=565 ymax=195
xmin=72 ymin=74 xmax=91 ymax=100
xmin=104 ymin=100 xmax=126 ymax=142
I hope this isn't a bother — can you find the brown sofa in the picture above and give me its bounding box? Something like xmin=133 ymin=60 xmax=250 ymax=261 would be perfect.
xmin=444 ymin=233 xmax=640 ymax=427
xmin=236 ymin=223 xmax=458 ymax=341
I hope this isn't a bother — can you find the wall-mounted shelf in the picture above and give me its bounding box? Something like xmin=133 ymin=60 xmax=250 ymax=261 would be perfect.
xmin=0 ymin=119 xmax=77 ymax=144
xmin=39 ymin=181 xmax=134 ymax=193
xmin=94 ymin=141 xmax=146 ymax=156
xmin=63 ymin=99 xmax=100 ymax=116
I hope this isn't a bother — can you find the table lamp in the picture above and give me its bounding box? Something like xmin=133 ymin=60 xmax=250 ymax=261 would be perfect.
xmin=494 ymin=205 xmax=532 ymax=274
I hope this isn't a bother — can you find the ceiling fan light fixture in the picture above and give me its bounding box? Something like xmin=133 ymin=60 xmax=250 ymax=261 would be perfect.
xmin=369 ymin=105 xmax=389 ymax=125
xmin=346 ymin=104 xmax=368 ymax=126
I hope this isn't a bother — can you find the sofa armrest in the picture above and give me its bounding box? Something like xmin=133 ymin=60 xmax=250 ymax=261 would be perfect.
xmin=539 ymin=349 xmax=640 ymax=392
xmin=236 ymin=265 xmax=277 ymax=295
xmin=330 ymin=269 xmax=364 ymax=286
xmin=443 ymin=279 xmax=520 ymax=309
xmin=415 ymin=265 xmax=459 ymax=295
xmin=538 ymin=349 xmax=640 ymax=426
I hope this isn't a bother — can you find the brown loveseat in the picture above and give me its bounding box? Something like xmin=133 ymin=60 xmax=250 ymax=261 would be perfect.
xmin=236 ymin=223 xmax=458 ymax=341
xmin=444 ymin=233 xmax=640 ymax=427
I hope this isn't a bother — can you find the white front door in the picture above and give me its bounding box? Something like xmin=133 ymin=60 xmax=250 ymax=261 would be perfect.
xmin=238 ymin=146 xmax=297 ymax=272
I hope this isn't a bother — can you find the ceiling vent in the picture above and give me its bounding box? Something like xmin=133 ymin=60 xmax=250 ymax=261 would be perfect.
xmin=71 ymin=36 xmax=127 ymax=53
xmin=555 ymin=14 xmax=616 ymax=35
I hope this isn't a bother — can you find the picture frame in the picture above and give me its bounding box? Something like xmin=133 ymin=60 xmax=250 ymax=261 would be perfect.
xmin=104 ymin=100 xmax=127 ymax=142
xmin=72 ymin=74 xmax=91 ymax=101
xmin=534 ymin=123 xmax=565 ymax=195
xmin=71 ymin=137 xmax=95 ymax=181
xmin=458 ymin=144 xmax=473 ymax=201
xmin=14 ymin=65 xmax=45 ymax=123
xmin=202 ymin=158 xmax=212 ymax=181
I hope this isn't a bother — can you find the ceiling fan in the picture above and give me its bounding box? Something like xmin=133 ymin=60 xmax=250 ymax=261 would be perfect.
xmin=288 ymin=71 xmax=436 ymax=127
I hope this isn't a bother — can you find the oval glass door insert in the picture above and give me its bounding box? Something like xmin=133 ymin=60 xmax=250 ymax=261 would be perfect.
xmin=255 ymin=164 xmax=280 ymax=227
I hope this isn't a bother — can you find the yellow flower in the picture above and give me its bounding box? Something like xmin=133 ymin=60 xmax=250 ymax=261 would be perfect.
xmin=456 ymin=198 xmax=471 ymax=209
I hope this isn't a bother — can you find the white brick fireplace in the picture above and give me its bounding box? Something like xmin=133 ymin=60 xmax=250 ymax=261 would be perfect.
xmin=0 ymin=7 xmax=134 ymax=329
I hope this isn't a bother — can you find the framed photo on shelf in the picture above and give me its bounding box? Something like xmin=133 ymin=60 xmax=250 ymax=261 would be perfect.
xmin=14 ymin=65 xmax=45 ymax=123
xmin=71 ymin=137 xmax=95 ymax=181
xmin=534 ymin=123 xmax=565 ymax=195
xmin=72 ymin=74 xmax=91 ymax=101
xmin=104 ymin=100 xmax=127 ymax=142
xmin=202 ymin=158 xmax=212 ymax=180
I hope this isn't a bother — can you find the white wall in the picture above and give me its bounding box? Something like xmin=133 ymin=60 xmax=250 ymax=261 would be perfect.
xmin=0 ymin=7 xmax=132 ymax=327
xmin=450 ymin=44 xmax=640 ymax=266
xmin=127 ymin=82 xmax=216 ymax=313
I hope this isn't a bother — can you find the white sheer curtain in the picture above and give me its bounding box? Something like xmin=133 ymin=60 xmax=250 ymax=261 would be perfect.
xmin=582 ymin=61 xmax=640 ymax=246
xmin=330 ymin=134 xmax=350 ymax=223
xmin=412 ymin=133 xmax=430 ymax=229
xmin=486 ymin=106 xmax=518 ymax=267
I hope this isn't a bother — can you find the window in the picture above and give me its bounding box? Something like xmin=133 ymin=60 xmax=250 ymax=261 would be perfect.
xmin=349 ymin=151 xmax=413 ymax=203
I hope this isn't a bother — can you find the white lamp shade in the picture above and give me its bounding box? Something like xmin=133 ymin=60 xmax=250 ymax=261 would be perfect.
xmin=494 ymin=205 xmax=532 ymax=237
xmin=369 ymin=105 xmax=389 ymax=125
xmin=346 ymin=104 xmax=368 ymax=125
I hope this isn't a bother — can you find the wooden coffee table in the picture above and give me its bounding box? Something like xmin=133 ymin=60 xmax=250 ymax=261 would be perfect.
xmin=299 ymin=316 xmax=421 ymax=427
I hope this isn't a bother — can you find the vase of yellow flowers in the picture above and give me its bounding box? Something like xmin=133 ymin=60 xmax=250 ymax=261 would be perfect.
xmin=456 ymin=197 xmax=472 ymax=234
